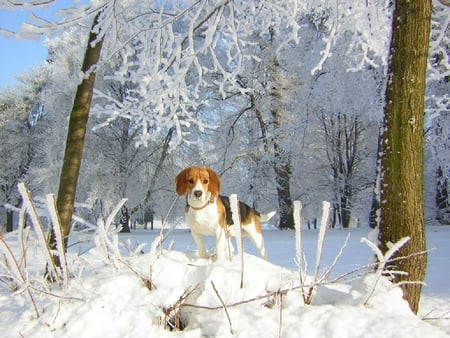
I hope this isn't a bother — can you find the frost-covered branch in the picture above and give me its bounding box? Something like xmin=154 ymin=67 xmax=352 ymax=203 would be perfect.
xmin=91 ymin=0 xmax=303 ymax=147
xmin=229 ymin=193 xmax=244 ymax=287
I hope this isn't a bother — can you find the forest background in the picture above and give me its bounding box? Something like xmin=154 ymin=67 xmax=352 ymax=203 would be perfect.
xmin=0 ymin=0 xmax=448 ymax=233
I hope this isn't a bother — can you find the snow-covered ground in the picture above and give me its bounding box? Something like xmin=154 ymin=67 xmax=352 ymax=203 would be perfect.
xmin=1 ymin=224 xmax=449 ymax=337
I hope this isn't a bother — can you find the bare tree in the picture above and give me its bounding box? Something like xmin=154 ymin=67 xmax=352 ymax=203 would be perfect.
xmin=436 ymin=165 xmax=450 ymax=224
xmin=378 ymin=0 xmax=432 ymax=314
xmin=319 ymin=112 xmax=366 ymax=228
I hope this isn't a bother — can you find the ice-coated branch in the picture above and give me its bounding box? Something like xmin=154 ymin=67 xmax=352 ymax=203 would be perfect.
xmin=17 ymin=183 xmax=60 ymax=282
xmin=315 ymin=200 xmax=330 ymax=277
xmin=46 ymin=194 xmax=69 ymax=286
xmin=229 ymin=193 xmax=244 ymax=287
xmin=360 ymin=236 xmax=411 ymax=305
xmin=293 ymin=200 xmax=304 ymax=279
xmin=94 ymin=198 xmax=128 ymax=266
xmin=0 ymin=237 xmax=40 ymax=317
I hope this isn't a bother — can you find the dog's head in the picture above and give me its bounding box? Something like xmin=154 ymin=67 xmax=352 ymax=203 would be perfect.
xmin=175 ymin=167 xmax=221 ymax=203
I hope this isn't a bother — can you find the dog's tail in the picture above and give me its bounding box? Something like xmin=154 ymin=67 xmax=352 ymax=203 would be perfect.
xmin=260 ymin=211 xmax=276 ymax=223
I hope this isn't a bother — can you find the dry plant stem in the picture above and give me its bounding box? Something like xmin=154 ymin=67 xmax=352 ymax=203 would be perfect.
xmin=229 ymin=194 xmax=244 ymax=288
xmin=421 ymin=308 xmax=450 ymax=321
xmin=278 ymin=292 xmax=283 ymax=338
xmin=18 ymin=206 xmax=29 ymax=270
xmin=162 ymin=285 xmax=198 ymax=330
xmin=96 ymin=198 xmax=128 ymax=263
xmin=293 ymin=200 xmax=307 ymax=303
xmin=319 ymin=232 xmax=351 ymax=282
xmin=305 ymin=201 xmax=330 ymax=304
xmin=422 ymin=316 xmax=450 ymax=321
xmin=18 ymin=183 xmax=60 ymax=282
xmin=361 ymin=236 xmax=410 ymax=306
xmin=47 ymin=194 xmax=70 ymax=287
xmin=211 ymin=281 xmax=234 ymax=335
xmin=156 ymin=196 xmax=179 ymax=256
xmin=184 ymin=287 xmax=292 ymax=311
xmin=0 ymin=237 xmax=40 ymax=318
xmin=27 ymin=284 xmax=84 ymax=302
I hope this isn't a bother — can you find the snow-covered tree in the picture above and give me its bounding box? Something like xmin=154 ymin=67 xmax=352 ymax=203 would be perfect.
xmin=0 ymin=0 xmax=395 ymax=233
xmin=319 ymin=112 xmax=370 ymax=228
xmin=0 ymin=74 xmax=46 ymax=231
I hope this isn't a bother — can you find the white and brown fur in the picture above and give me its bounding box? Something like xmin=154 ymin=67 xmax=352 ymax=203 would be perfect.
xmin=175 ymin=166 xmax=275 ymax=260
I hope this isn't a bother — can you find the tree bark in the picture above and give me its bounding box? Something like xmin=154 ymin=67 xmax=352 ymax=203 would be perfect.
xmin=48 ymin=13 xmax=104 ymax=254
xmin=271 ymin=57 xmax=294 ymax=229
xmin=378 ymin=0 xmax=431 ymax=314
xmin=273 ymin=153 xmax=294 ymax=229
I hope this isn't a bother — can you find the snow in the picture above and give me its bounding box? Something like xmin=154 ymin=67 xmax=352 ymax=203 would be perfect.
xmin=1 ymin=224 xmax=450 ymax=337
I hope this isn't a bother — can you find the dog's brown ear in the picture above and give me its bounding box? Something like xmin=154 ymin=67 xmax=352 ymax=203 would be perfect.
xmin=207 ymin=168 xmax=221 ymax=197
xmin=175 ymin=168 xmax=189 ymax=196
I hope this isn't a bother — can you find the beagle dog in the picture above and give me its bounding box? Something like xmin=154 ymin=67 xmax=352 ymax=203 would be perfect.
xmin=175 ymin=166 xmax=275 ymax=260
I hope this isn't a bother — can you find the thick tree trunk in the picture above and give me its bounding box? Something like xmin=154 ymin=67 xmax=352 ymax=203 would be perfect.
xmin=271 ymin=56 xmax=294 ymax=229
xmin=48 ymin=13 xmax=104 ymax=254
xmin=254 ymin=55 xmax=294 ymax=229
xmin=273 ymin=156 xmax=294 ymax=229
xmin=378 ymin=0 xmax=431 ymax=314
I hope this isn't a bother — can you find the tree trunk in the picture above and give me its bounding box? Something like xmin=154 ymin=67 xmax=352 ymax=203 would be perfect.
xmin=273 ymin=155 xmax=294 ymax=229
xmin=48 ymin=13 xmax=104 ymax=254
xmin=341 ymin=192 xmax=351 ymax=228
xmin=378 ymin=0 xmax=431 ymax=314
xmin=131 ymin=127 xmax=174 ymax=217
xmin=6 ymin=208 xmax=13 ymax=232
xmin=254 ymin=54 xmax=294 ymax=229
xmin=271 ymin=56 xmax=294 ymax=229
xmin=369 ymin=130 xmax=382 ymax=229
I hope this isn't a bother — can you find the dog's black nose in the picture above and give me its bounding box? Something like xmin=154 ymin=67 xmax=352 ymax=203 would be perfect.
xmin=194 ymin=190 xmax=202 ymax=198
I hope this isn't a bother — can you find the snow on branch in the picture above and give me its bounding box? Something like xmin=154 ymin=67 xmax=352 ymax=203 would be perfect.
xmin=91 ymin=0 xmax=303 ymax=147
xmin=229 ymin=193 xmax=244 ymax=287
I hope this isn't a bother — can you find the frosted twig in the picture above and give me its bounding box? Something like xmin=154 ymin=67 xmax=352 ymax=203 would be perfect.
xmin=293 ymin=200 xmax=308 ymax=304
xmin=229 ymin=194 xmax=244 ymax=288
xmin=361 ymin=236 xmax=411 ymax=306
xmin=293 ymin=200 xmax=303 ymax=278
xmin=306 ymin=201 xmax=330 ymax=304
xmin=155 ymin=196 xmax=179 ymax=256
xmin=46 ymin=194 xmax=69 ymax=287
xmin=278 ymin=292 xmax=283 ymax=338
xmin=211 ymin=281 xmax=234 ymax=335
xmin=0 ymin=237 xmax=39 ymax=318
xmin=18 ymin=183 xmax=60 ymax=281
xmin=105 ymin=198 xmax=128 ymax=231
xmin=315 ymin=201 xmax=330 ymax=277
xmin=422 ymin=308 xmax=450 ymax=321
xmin=319 ymin=232 xmax=351 ymax=282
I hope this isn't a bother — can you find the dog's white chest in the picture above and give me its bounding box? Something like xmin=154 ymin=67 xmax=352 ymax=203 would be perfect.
xmin=185 ymin=204 xmax=221 ymax=235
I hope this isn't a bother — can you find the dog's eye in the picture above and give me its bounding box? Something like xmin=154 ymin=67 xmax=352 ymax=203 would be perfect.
xmin=203 ymin=179 xmax=209 ymax=184
xmin=188 ymin=179 xmax=194 ymax=184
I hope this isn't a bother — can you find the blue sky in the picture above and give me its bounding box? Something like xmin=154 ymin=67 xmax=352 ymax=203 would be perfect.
xmin=0 ymin=9 xmax=48 ymax=89
xmin=0 ymin=1 xmax=79 ymax=90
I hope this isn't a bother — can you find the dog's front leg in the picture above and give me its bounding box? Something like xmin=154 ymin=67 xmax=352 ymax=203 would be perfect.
xmin=191 ymin=231 xmax=208 ymax=259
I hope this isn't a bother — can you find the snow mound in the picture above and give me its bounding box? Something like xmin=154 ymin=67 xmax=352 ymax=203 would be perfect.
xmin=2 ymin=243 xmax=448 ymax=338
